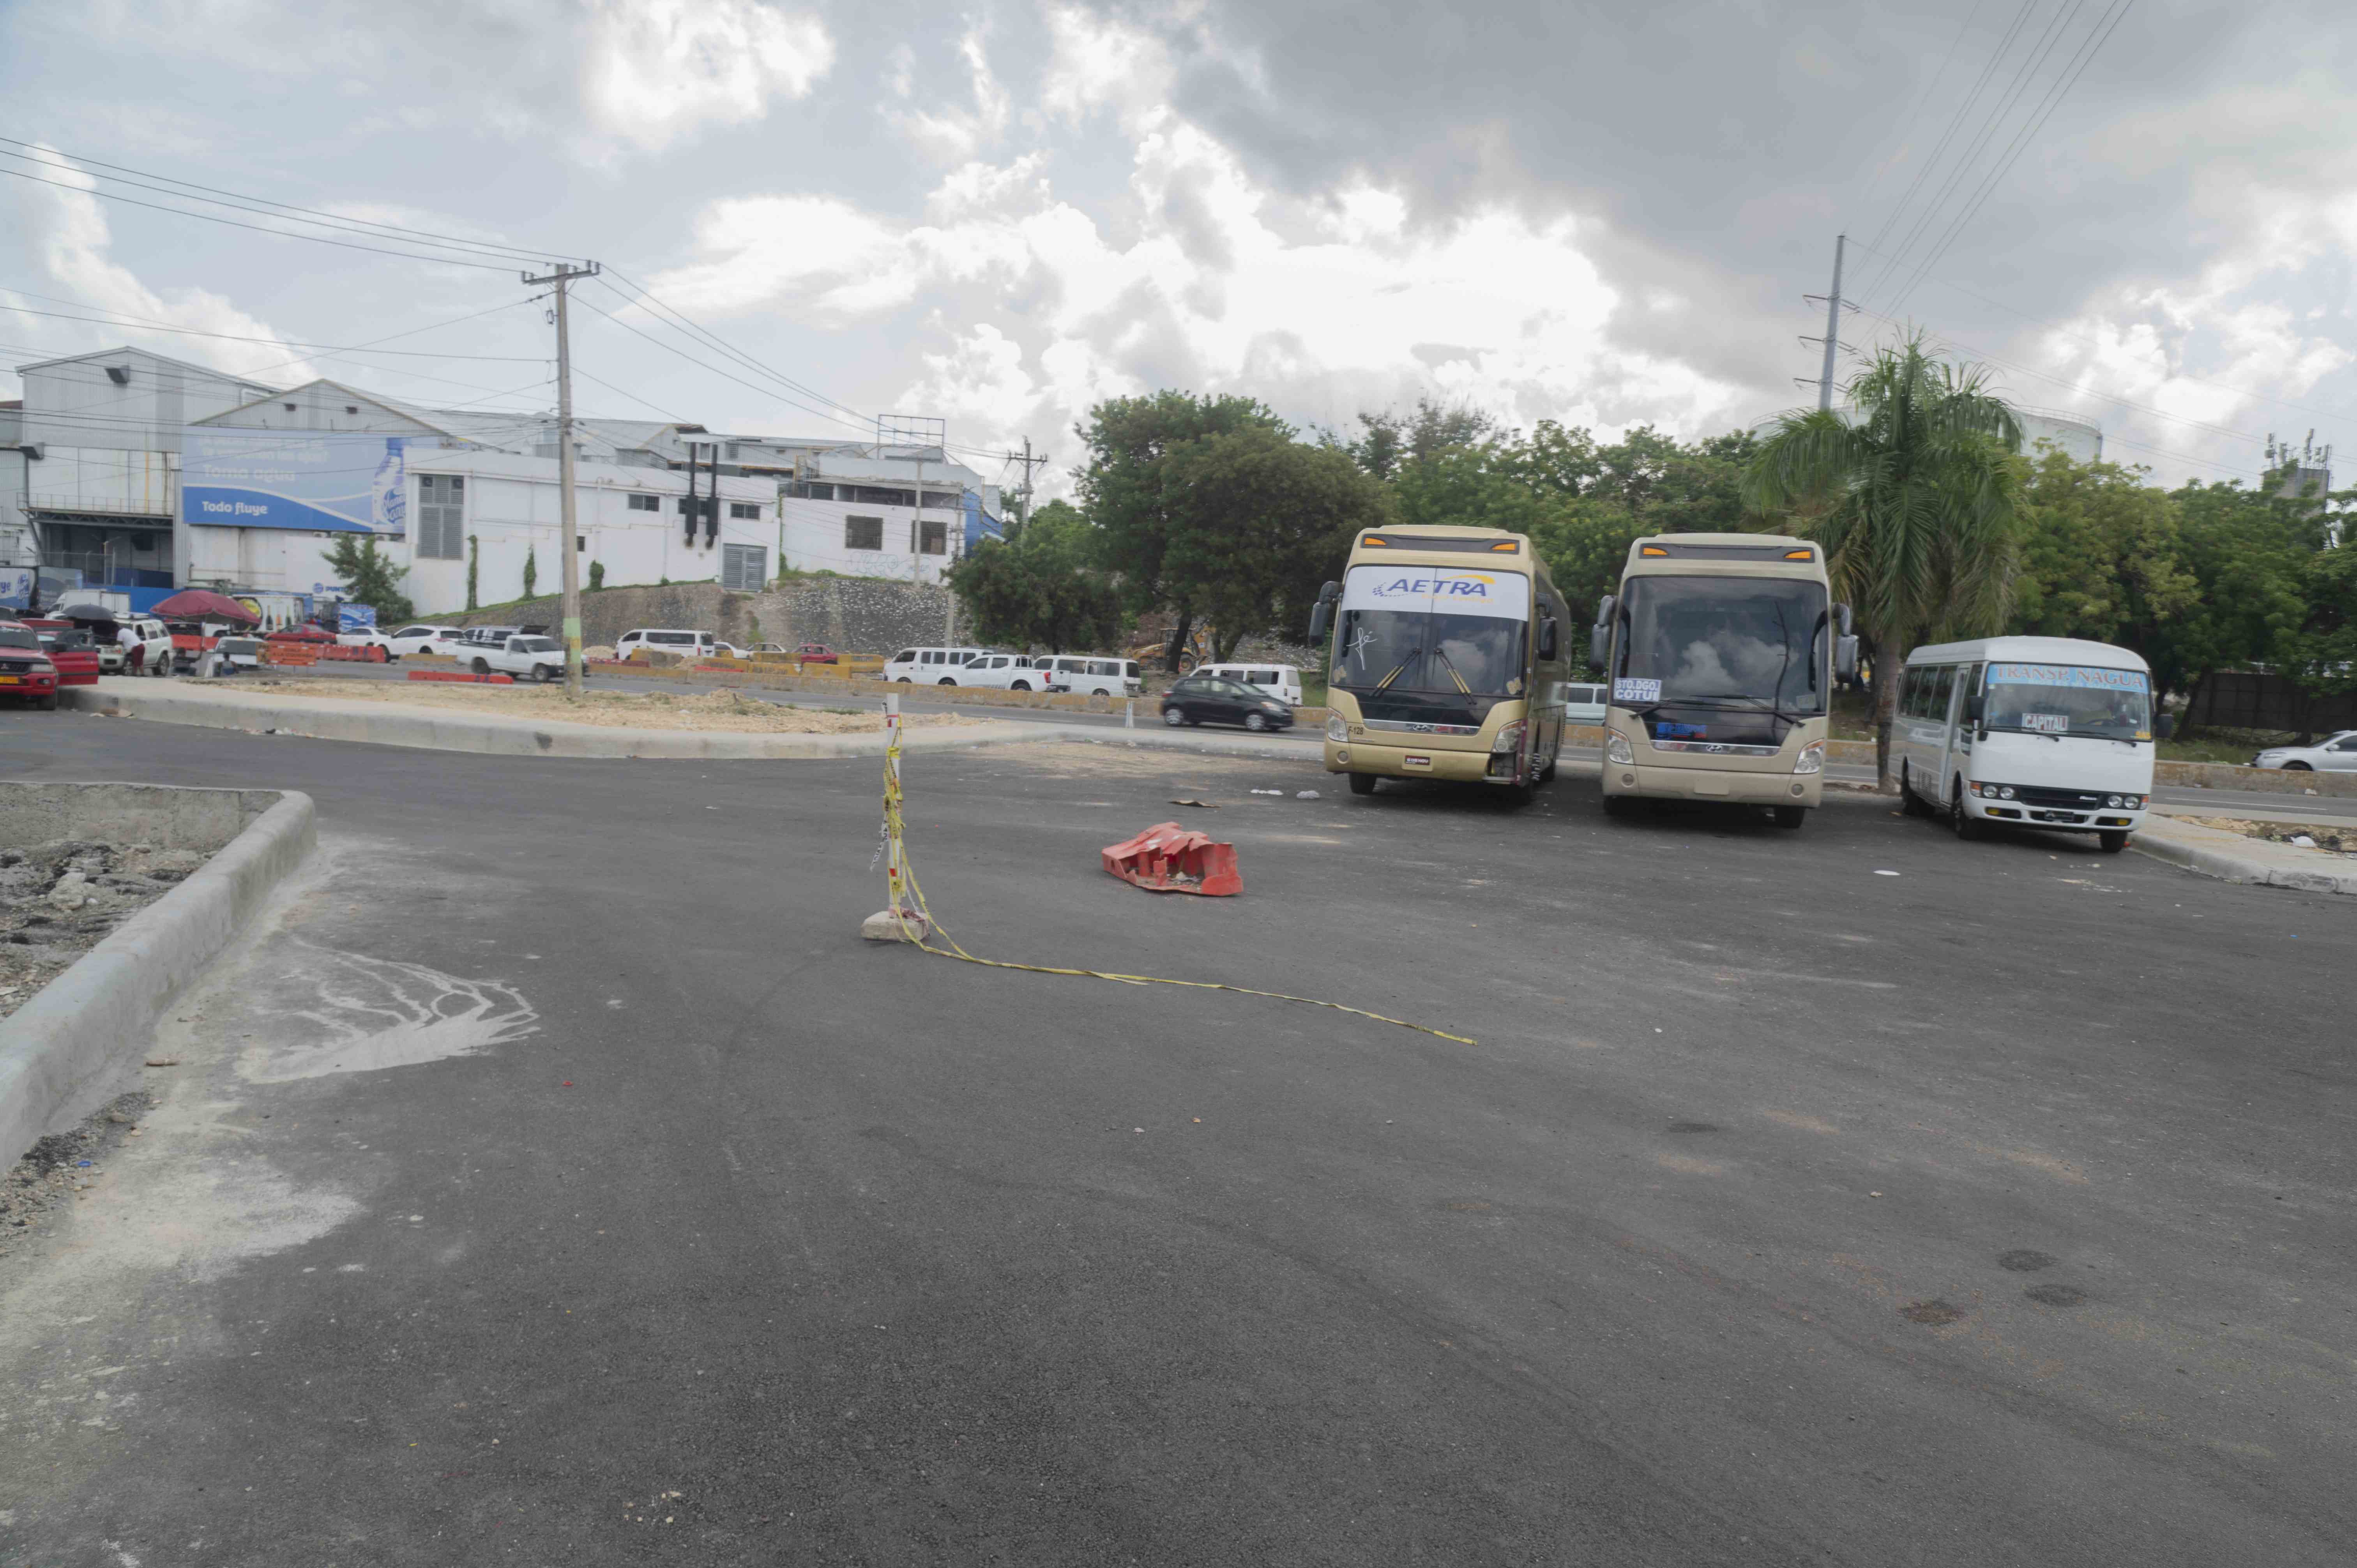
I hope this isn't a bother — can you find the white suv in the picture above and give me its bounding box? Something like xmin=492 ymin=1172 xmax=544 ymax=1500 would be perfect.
xmin=957 ymin=653 xmax=1054 ymax=690
xmin=386 ymin=624 xmax=467 ymax=657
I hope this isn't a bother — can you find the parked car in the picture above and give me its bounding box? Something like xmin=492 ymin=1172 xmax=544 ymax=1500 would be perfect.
xmin=883 ymin=646 xmax=993 ymax=683
xmin=794 ymin=642 xmax=838 ymax=664
xmin=615 ymin=628 xmax=723 ymax=662
xmin=455 ymin=625 xmax=524 ymax=648
xmin=0 ymin=625 xmax=60 ymax=708
xmin=957 ymin=652 xmax=1052 ymax=690
xmin=95 ymin=617 xmax=175 ymax=676
xmin=337 ymin=629 xmax=404 ymax=658
xmin=1036 ymin=655 xmax=1144 ymax=698
xmin=1562 ymin=681 xmax=1608 ymax=726
xmin=212 ymin=636 xmax=265 ymax=673
xmin=384 ymin=625 xmax=470 ymax=657
xmin=2252 ymin=730 xmax=2357 ymax=772
xmin=1191 ymin=662 xmax=1304 ymax=707
xmin=1161 ymin=673 xmax=1295 ymax=732
xmin=18 ymin=621 xmax=102 ymax=685
xmin=465 ymin=635 xmax=569 ymax=682
xmin=265 ymin=623 xmax=339 ymax=646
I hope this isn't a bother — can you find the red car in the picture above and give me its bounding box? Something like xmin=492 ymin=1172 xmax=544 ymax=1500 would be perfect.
xmin=796 ymin=642 xmax=838 ymax=664
xmin=265 ymin=623 xmax=339 ymax=645
xmin=0 ymin=624 xmax=61 ymax=709
xmin=16 ymin=620 xmax=101 ymax=685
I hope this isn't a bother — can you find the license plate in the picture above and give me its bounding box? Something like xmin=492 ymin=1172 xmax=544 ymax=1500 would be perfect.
xmin=0 ymin=675 xmax=19 ymax=685
xmin=1403 ymin=754 xmax=1431 ymax=769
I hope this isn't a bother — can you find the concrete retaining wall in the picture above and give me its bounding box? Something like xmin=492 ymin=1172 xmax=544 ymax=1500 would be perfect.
xmin=0 ymin=784 xmax=317 ymax=1165
xmin=447 ymin=577 xmax=960 ymax=659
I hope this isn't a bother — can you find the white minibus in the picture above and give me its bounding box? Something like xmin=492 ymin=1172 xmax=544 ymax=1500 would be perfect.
xmin=885 ymin=646 xmax=993 ymax=683
xmin=1191 ymin=662 xmax=1303 ymax=707
xmin=1894 ymin=636 xmax=2155 ymax=854
xmin=1035 ymin=655 xmax=1143 ymax=697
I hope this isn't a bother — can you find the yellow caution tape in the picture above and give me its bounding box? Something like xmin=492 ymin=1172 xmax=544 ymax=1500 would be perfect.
xmin=879 ymin=725 xmax=1475 ymax=1046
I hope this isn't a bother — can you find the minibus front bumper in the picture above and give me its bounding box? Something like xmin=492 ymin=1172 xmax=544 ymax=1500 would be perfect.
xmin=1963 ymin=794 xmax=2148 ymax=832
xmin=1325 ymin=739 xmax=1512 ymax=785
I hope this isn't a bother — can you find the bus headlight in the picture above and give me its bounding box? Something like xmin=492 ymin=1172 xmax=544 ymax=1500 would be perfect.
xmin=1325 ymin=713 xmax=1348 ymax=742
xmin=1491 ymin=719 xmax=1525 ymax=755
xmin=1793 ymin=741 xmax=1824 ymax=775
xmin=1606 ymin=733 xmax=1635 ymax=765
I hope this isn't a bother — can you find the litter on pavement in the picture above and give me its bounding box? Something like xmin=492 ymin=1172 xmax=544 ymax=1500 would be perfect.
xmin=1102 ymin=821 xmax=1243 ymax=896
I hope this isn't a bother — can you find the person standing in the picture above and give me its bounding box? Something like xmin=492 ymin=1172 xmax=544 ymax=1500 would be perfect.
xmin=116 ymin=622 xmax=142 ymax=675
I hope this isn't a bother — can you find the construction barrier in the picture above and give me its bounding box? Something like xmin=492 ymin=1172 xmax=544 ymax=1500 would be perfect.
xmin=319 ymin=644 xmax=389 ymax=663
xmin=407 ymin=669 xmax=515 ymax=685
xmin=261 ymin=643 xmax=320 ymax=667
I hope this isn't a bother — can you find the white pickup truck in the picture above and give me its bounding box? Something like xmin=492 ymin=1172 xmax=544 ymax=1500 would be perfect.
xmin=463 ymin=634 xmax=570 ymax=682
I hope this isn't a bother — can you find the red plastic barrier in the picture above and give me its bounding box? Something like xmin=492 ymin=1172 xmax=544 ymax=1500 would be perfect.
xmin=1101 ymin=821 xmax=1243 ymax=897
xmin=407 ymin=669 xmax=515 ymax=685
xmin=320 ymin=644 xmax=389 ymax=663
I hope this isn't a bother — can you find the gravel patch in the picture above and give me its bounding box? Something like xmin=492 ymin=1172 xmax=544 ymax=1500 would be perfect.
xmin=2176 ymin=815 xmax=2357 ymax=856
xmin=0 ymin=1090 xmax=151 ymax=1259
xmin=0 ymin=839 xmax=212 ymax=1022
xmin=225 ymin=680 xmax=988 ymax=734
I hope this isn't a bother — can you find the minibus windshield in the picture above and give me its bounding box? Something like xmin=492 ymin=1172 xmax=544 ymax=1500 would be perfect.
xmin=1983 ymin=663 xmax=2150 ymax=741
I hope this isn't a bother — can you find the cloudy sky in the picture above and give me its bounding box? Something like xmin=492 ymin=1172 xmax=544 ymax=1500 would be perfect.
xmin=2 ymin=0 xmax=2350 ymax=494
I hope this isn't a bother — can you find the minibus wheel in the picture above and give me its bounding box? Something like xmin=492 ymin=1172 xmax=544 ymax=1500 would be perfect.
xmin=1348 ymin=772 xmax=1378 ymax=796
xmin=1899 ymin=766 xmax=1934 ymax=817
xmin=2096 ymin=829 xmax=2128 ymax=854
xmin=1949 ymin=780 xmax=1985 ymax=841
xmin=1773 ymin=805 xmax=1806 ymax=829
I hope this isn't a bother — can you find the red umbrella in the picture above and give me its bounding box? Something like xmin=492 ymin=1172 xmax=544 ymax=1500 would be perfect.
xmin=150 ymin=589 xmax=261 ymax=625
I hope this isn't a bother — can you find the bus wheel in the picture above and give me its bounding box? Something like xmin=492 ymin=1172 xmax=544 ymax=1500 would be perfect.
xmin=1538 ymin=752 xmax=1558 ymax=784
xmin=2096 ymin=829 xmax=2128 ymax=854
xmin=1602 ymin=793 xmax=1636 ymax=819
xmin=1772 ymin=805 xmax=1807 ymax=830
xmin=1949 ymin=780 xmax=1986 ymax=841
xmin=1347 ymin=772 xmax=1378 ymax=796
xmin=1899 ymin=766 xmax=1934 ymax=817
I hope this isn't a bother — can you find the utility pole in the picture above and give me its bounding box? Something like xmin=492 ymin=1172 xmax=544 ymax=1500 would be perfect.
xmin=523 ymin=260 xmax=600 ymax=694
xmin=1811 ymin=235 xmax=1845 ymax=411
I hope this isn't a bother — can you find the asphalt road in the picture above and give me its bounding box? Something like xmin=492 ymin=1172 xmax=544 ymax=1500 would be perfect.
xmin=2 ymin=709 xmax=2352 ymax=1564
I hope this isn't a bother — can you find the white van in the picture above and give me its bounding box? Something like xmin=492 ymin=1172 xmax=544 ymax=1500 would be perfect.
xmin=1894 ymin=636 xmax=2155 ymax=854
xmin=884 ymin=646 xmax=993 ymax=683
xmin=1035 ymin=655 xmax=1144 ymax=698
xmin=1560 ymin=681 xmax=1608 ymax=726
xmin=617 ymin=628 xmax=722 ymax=662
xmin=1191 ymin=662 xmax=1302 ymax=707
xmin=958 ymin=652 xmax=1053 ymax=691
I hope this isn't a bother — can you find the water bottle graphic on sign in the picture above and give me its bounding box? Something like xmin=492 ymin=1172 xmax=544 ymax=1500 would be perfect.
xmin=372 ymin=441 xmax=407 ymax=536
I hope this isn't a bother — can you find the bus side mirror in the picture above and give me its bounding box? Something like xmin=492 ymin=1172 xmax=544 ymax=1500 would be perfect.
xmin=1588 ymin=595 xmax=1615 ymax=671
xmin=1834 ymin=634 xmax=1859 ymax=682
xmin=1963 ymin=690 xmax=1984 ymax=724
xmin=1835 ymin=601 xmax=1854 ymax=636
xmin=1537 ymin=617 xmax=1558 ymax=660
xmin=1307 ymin=580 xmax=1339 ymax=641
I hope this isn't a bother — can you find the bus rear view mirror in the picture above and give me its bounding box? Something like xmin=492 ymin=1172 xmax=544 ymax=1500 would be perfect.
xmin=1834 ymin=634 xmax=1859 ymax=683
xmin=1835 ymin=601 xmax=1854 ymax=636
xmin=1589 ymin=595 xmax=1615 ymax=670
xmin=1537 ymin=616 xmax=1558 ymax=660
xmin=1307 ymin=580 xmax=1340 ymax=641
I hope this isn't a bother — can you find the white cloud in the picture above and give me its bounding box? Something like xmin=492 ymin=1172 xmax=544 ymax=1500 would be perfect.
xmin=886 ymin=23 xmax=1012 ymax=163
xmin=581 ymin=0 xmax=834 ymax=153
xmin=4 ymin=145 xmax=298 ymax=382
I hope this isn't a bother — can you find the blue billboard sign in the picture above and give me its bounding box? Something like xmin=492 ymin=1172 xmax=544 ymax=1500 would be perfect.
xmin=181 ymin=429 xmax=413 ymax=535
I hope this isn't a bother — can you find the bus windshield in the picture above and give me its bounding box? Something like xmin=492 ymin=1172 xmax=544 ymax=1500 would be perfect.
xmin=1984 ymin=663 xmax=2150 ymax=741
xmin=1331 ymin=565 xmax=1530 ymax=727
xmin=1611 ymin=575 xmax=1827 ymax=745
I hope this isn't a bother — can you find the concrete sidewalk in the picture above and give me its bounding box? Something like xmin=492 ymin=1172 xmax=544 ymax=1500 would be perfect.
xmin=63 ymin=680 xmax=1073 ymax=760
xmin=2131 ymin=812 xmax=2357 ymax=895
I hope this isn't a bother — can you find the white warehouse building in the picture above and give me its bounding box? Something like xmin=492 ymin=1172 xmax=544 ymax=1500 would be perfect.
xmin=5 ymin=344 xmax=1005 ymax=616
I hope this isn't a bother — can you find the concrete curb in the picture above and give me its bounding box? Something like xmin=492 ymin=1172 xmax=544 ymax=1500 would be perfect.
xmin=0 ymin=787 xmax=318 ymax=1165
xmin=62 ymin=682 xmax=1071 ymax=760
xmin=2129 ymin=815 xmax=2357 ymax=896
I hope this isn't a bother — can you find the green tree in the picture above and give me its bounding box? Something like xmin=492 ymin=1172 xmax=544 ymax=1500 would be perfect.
xmin=1078 ymin=391 xmax=1291 ymax=668
xmin=947 ymin=499 xmax=1126 ymax=653
xmin=521 ymin=544 xmax=538 ymax=601
xmin=1743 ymin=334 xmax=2026 ymax=787
xmin=1161 ymin=428 xmax=1391 ymax=659
xmin=324 ymin=534 xmax=415 ymax=625
xmin=2293 ymin=533 xmax=2357 ymax=697
xmin=588 ymin=559 xmax=605 ymax=592
xmin=2009 ymin=448 xmax=2201 ymax=706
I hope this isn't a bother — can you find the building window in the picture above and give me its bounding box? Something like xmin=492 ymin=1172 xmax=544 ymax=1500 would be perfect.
xmin=721 ymin=543 xmax=767 ymax=591
xmin=730 ymin=502 xmax=760 ymax=520
xmin=416 ymin=474 xmax=464 ymax=559
xmin=626 ymin=493 xmax=660 ymax=512
xmin=847 ymin=485 xmax=915 ymax=507
xmin=845 ymin=515 xmax=884 ymax=551
xmin=677 ymin=496 xmax=715 ymax=518
xmin=787 ymin=481 xmax=834 ymax=500
xmin=919 ymin=518 xmax=948 ymax=555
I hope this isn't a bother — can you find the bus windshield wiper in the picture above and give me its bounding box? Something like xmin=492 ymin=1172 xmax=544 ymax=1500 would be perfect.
xmin=1429 ymin=646 xmax=1474 ymax=696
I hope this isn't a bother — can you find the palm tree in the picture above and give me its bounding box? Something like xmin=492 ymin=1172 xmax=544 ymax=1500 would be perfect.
xmin=1743 ymin=334 xmax=2025 ymax=789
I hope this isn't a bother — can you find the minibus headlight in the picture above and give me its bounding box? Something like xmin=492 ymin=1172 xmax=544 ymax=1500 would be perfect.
xmin=1793 ymin=741 xmax=1824 ymax=775
xmin=1325 ymin=713 xmax=1348 ymax=742
xmin=1606 ymin=733 xmax=1635 ymax=765
xmin=2106 ymin=794 xmax=2121 ymax=807
xmin=1999 ymin=786 xmax=2016 ymax=800
xmin=1491 ymin=720 xmax=1526 ymax=754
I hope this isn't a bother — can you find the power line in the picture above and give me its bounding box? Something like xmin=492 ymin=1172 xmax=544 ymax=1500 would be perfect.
xmin=593 ymin=271 xmax=880 ymax=434
xmin=569 ymin=287 xmax=879 ymax=439
xmin=1877 ymin=0 xmax=2135 ymax=322
xmin=0 ymin=301 xmax=549 ymax=359
xmin=1856 ymin=0 xmax=1992 ymax=244
xmin=0 ymin=139 xmax=582 ymax=270
xmin=0 ymin=162 xmax=523 ymax=273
